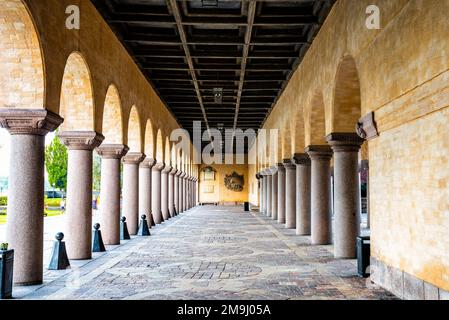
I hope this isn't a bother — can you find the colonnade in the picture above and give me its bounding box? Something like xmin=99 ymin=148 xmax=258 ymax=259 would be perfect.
xmin=0 ymin=109 xmax=198 ymax=285
xmin=257 ymin=133 xmax=364 ymax=260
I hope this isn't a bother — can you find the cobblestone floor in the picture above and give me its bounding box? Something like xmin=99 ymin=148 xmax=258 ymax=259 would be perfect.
xmin=15 ymin=206 xmax=396 ymax=300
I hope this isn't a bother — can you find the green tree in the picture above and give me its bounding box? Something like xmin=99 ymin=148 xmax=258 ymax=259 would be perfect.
xmin=45 ymin=135 xmax=68 ymax=194
xmin=93 ymin=153 xmax=101 ymax=192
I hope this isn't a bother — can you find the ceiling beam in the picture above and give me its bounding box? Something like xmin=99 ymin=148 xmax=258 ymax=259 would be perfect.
xmin=233 ymin=0 xmax=256 ymax=136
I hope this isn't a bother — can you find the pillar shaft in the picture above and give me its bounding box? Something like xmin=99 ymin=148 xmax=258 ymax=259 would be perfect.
xmin=152 ymin=162 xmax=165 ymax=223
xmin=306 ymin=145 xmax=333 ymax=245
xmin=161 ymin=166 xmax=171 ymax=220
xmin=277 ymin=164 xmax=286 ymax=224
xmin=182 ymin=175 xmax=187 ymax=211
xmin=139 ymin=158 xmax=156 ymax=228
xmin=270 ymin=168 xmax=278 ymax=220
xmin=262 ymin=173 xmax=268 ymax=214
xmin=97 ymin=144 xmax=129 ymax=245
xmin=0 ymin=109 xmax=63 ymax=285
xmin=179 ymin=173 xmax=185 ymax=212
xmin=259 ymin=174 xmax=264 ymax=213
xmin=284 ymin=159 xmax=296 ymax=229
xmin=266 ymin=172 xmax=272 ymax=217
xmin=169 ymin=169 xmax=177 ymax=216
xmin=292 ymin=153 xmax=311 ymax=235
xmin=175 ymin=171 xmax=181 ymax=213
xmin=59 ymin=131 xmax=104 ymax=260
xmin=122 ymin=152 xmax=145 ymax=235
xmin=327 ymin=133 xmax=364 ymax=258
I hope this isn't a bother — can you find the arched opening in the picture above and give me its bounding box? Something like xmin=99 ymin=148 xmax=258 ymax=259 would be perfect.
xmin=0 ymin=0 xmax=44 ymax=109
xmin=60 ymin=52 xmax=95 ymax=131
xmin=102 ymin=84 xmax=123 ymax=144
xmin=127 ymin=106 xmax=141 ymax=152
xmin=0 ymin=0 xmax=47 ymax=197
xmin=308 ymin=92 xmax=326 ymax=146
xmin=333 ymin=56 xmax=361 ymax=132
xmin=165 ymin=137 xmax=171 ymax=167
xmin=144 ymin=119 xmax=155 ymax=159
xmin=332 ymin=56 xmax=369 ymax=229
xmin=171 ymin=142 xmax=177 ymax=168
xmin=156 ymin=129 xmax=164 ymax=162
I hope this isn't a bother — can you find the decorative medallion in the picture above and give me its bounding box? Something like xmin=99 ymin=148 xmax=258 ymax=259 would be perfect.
xmin=224 ymin=172 xmax=244 ymax=192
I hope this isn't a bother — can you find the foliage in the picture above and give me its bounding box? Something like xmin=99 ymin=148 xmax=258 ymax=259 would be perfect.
xmin=45 ymin=135 xmax=68 ymax=193
xmin=0 ymin=196 xmax=7 ymax=206
xmin=93 ymin=153 xmax=101 ymax=192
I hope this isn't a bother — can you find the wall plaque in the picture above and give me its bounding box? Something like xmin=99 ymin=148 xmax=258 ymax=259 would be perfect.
xmin=224 ymin=172 xmax=244 ymax=192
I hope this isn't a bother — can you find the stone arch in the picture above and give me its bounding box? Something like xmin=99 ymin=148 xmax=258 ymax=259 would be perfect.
xmin=293 ymin=108 xmax=306 ymax=153
xmin=171 ymin=142 xmax=177 ymax=167
xmin=102 ymin=84 xmax=123 ymax=144
xmin=307 ymin=92 xmax=326 ymax=145
xmin=281 ymin=120 xmax=292 ymax=159
xmin=178 ymin=147 xmax=184 ymax=171
xmin=144 ymin=119 xmax=155 ymax=158
xmin=0 ymin=0 xmax=44 ymax=109
xmin=156 ymin=129 xmax=164 ymax=162
xmin=332 ymin=55 xmax=361 ymax=132
xmin=164 ymin=136 xmax=171 ymax=166
xmin=59 ymin=52 xmax=95 ymax=131
xmin=126 ymin=105 xmax=141 ymax=152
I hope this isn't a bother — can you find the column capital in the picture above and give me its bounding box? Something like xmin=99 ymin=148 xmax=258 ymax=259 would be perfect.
xmin=268 ymin=166 xmax=278 ymax=174
xmin=0 ymin=109 xmax=64 ymax=136
xmin=180 ymin=172 xmax=187 ymax=178
xmin=282 ymin=159 xmax=296 ymax=171
xmin=326 ymin=133 xmax=364 ymax=152
xmin=292 ymin=153 xmax=311 ymax=166
xmin=256 ymin=173 xmax=261 ymax=180
xmin=275 ymin=163 xmax=286 ymax=173
xmin=263 ymin=169 xmax=272 ymax=176
xmin=122 ymin=152 xmax=146 ymax=164
xmin=140 ymin=157 xmax=156 ymax=168
xmin=96 ymin=144 xmax=129 ymax=159
xmin=59 ymin=131 xmax=105 ymax=150
xmin=169 ymin=168 xmax=178 ymax=175
xmin=305 ymin=145 xmax=333 ymax=160
xmin=152 ymin=162 xmax=165 ymax=171
xmin=162 ymin=165 xmax=173 ymax=174
xmin=175 ymin=170 xmax=183 ymax=177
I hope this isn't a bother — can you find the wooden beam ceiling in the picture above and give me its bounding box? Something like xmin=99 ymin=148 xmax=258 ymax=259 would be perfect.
xmin=91 ymin=0 xmax=336 ymax=153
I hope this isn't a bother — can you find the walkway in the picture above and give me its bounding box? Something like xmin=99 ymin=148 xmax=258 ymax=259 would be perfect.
xmin=15 ymin=206 xmax=396 ymax=300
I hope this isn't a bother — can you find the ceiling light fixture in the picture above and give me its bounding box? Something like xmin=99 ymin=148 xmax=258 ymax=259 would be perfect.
xmin=213 ymin=87 xmax=223 ymax=104
xmin=201 ymin=0 xmax=219 ymax=8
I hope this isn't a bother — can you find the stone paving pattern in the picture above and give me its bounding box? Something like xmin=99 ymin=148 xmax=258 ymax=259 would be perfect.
xmin=17 ymin=206 xmax=397 ymax=300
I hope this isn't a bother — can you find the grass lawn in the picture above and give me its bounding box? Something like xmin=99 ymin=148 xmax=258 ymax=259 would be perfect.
xmin=45 ymin=198 xmax=62 ymax=207
xmin=0 ymin=209 xmax=64 ymax=225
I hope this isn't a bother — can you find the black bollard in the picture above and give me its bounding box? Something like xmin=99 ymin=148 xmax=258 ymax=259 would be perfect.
xmin=150 ymin=213 xmax=156 ymax=227
xmin=48 ymin=232 xmax=70 ymax=270
xmin=173 ymin=204 xmax=178 ymax=216
xmin=137 ymin=215 xmax=151 ymax=236
xmin=120 ymin=216 xmax=131 ymax=240
xmin=92 ymin=223 xmax=106 ymax=252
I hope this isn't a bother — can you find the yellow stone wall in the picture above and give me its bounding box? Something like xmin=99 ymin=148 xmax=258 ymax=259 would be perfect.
xmin=199 ymin=164 xmax=249 ymax=204
xmin=251 ymin=0 xmax=449 ymax=291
